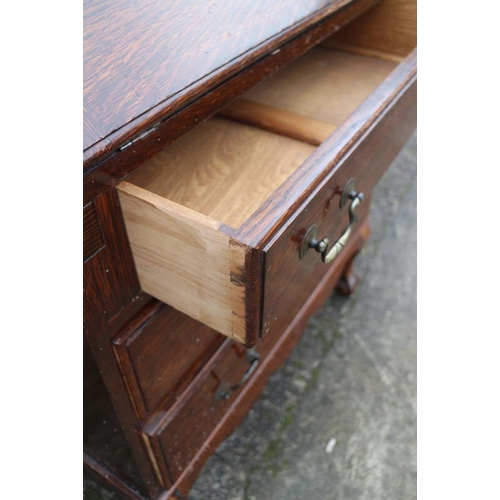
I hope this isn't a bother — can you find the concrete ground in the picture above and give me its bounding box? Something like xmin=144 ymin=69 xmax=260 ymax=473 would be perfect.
xmin=189 ymin=132 xmax=417 ymax=500
xmin=84 ymin=132 xmax=417 ymax=500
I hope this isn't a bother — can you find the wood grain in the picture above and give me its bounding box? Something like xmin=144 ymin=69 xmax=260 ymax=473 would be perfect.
xmin=320 ymin=39 xmax=405 ymax=62
xmin=82 ymin=0 xmax=379 ymax=202
xmin=327 ymin=0 xmax=416 ymax=56
xmin=261 ymin=76 xmax=417 ymax=341
xmin=82 ymin=1 xmax=417 ymax=496
xmin=123 ymin=117 xmax=315 ymax=229
xmin=83 ymin=201 xmax=105 ymax=261
xmin=219 ymin=99 xmax=336 ymax=146
xmin=84 ymin=189 xmax=141 ymax=326
xmin=144 ymin=340 xmax=251 ymax=483
xmin=83 ymin=0 xmax=379 ymax=168
xmin=113 ymin=303 xmax=224 ymax=418
xmin=116 ymin=51 xmax=415 ymax=347
xmin=84 ymin=263 xmax=168 ymax=495
xmin=117 ymin=182 xmax=250 ymax=344
xmin=84 ymin=336 xmax=147 ymax=493
xmin=237 ymin=49 xmax=417 ymax=246
xmin=244 ymin=47 xmax=397 ymax=127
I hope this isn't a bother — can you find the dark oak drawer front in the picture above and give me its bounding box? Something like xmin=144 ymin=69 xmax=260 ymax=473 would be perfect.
xmin=262 ymin=73 xmax=417 ymax=339
xmin=113 ymin=302 xmax=224 ymax=418
xmin=144 ymin=340 xmax=257 ymax=481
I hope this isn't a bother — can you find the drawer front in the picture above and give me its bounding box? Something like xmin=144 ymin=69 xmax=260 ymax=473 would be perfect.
xmin=113 ymin=301 xmax=225 ymax=418
xmin=144 ymin=340 xmax=258 ymax=482
xmin=262 ymin=75 xmax=416 ymax=339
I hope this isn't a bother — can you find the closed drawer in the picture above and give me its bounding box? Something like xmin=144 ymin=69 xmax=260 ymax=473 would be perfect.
xmin=118 ymin=37 xmax=416 ymax=346
xmin=113 ymin=301 xmax=224 ymax=418
xmin=143 ymin=339 xmax=258 ymax=482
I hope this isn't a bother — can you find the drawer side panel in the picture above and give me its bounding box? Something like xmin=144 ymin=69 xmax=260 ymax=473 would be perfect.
xmin=117 ymin=182 xmax=249 ymax=344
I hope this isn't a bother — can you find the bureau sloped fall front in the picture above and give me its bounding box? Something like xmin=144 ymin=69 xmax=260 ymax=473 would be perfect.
xmin=83 ymin=1 xmax=416 ymax=498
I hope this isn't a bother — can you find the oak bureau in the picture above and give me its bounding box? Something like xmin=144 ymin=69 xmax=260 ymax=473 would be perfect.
xmin=83 ymin=0 xmax=417 ymax=498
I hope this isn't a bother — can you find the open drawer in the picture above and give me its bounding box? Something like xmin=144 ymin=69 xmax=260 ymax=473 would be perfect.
xmin=118 ymin=21 xmax=416 ymax=346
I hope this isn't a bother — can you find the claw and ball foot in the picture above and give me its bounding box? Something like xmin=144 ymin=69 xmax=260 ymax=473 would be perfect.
xmin=335 ymin=251 xmax=360 ymax=296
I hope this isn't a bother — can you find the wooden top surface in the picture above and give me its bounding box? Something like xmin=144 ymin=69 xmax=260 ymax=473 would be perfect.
xmin=83 ymin=0 xmax=363 ymax=166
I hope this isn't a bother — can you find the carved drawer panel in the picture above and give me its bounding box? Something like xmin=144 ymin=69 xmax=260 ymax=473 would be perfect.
xmin=142 ymin=339 xmax=257 ymax=483
xmin=113 ymin=301 xmax=225 ymax=419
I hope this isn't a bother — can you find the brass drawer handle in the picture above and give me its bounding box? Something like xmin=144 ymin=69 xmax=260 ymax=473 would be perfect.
xmin=306 ymin=190 xmax=364 ymax=264
xmin=216 ymin=349 xmax=260 ymax=401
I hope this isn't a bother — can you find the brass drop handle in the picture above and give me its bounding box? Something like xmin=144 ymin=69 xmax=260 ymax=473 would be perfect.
xmin=309 ymin=191 xmax=364 ymax=264
xmin=216 ymin=349 xmax=260 ymax=401
xmin=230 ymin=349 xmax=260 ymax=392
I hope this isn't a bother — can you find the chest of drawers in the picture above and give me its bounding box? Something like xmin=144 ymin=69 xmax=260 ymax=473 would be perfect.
xmin=83 ymin=1 xmax=416 ymax=498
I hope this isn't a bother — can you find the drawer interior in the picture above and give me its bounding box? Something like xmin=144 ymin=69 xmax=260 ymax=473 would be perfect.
xmin=224 ymin=48 xmax=399 ymax=146
xmin=125 ymin=118 xmax=315 ymax=229
xmin=122 ymin=47 xmax=412 ymax=230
